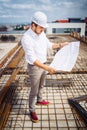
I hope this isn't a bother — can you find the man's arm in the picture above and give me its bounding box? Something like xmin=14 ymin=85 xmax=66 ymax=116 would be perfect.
xmin=52 ymin=42 xmax=69 ymax=49
xmin=34 ymin=60 xmax=57 ymax=74
xmin=34 ymin=42 xmax=69 ymax=74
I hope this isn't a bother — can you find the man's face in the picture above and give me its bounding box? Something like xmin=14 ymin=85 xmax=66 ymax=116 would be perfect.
xmin=32 ymin=23 xmax=45 ymax=35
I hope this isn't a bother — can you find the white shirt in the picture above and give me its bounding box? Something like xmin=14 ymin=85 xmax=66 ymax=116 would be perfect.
xmin=21 ymin=28 xmax=52 ymax=65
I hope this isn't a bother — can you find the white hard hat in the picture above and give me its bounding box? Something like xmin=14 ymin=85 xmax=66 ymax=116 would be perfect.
xmin=32 ymin=11 xmax=48 ymax=28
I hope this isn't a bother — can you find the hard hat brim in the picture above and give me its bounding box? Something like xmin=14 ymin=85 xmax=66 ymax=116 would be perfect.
xmin=32 ymin=20 xmax=49 ymax=28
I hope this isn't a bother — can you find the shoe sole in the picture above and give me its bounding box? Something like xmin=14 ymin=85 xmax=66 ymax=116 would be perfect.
xmin=31 ymin=119 xmax=39 ymax=123
xmin=36 ymin=103 xmax=50 ymax=106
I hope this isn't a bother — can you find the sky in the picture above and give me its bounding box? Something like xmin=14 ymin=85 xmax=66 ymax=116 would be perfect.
xmin=0 ymin=0 xmax=87 ymax=24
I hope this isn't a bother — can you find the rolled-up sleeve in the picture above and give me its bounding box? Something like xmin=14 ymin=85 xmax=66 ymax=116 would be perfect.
xmin=21 ymin=35 xmax=37 ymax=64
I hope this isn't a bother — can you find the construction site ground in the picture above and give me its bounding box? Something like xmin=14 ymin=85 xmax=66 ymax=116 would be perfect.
xmin=0 ymin=34 xmax=87 ymax=130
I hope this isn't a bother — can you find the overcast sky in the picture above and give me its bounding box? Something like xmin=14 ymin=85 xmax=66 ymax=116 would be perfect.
xmin=0 ymin=0 xmax=87 ymax=24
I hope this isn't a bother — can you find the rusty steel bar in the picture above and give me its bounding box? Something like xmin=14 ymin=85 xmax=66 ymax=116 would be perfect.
xmin=6 ymin=47 xmax=24 ymax=68
xmin=0 ymin=68 xmax=20 ymax=105
xmin=0 ymin=45 xmax=22 ymax=78
xmin=0 ymin=103 xmax=5 ymax=116
xmin=0 ymin=82 xmax=18 ymax=129
xmin=0 ymin=44 xmax=19 ymax=68
xmin=0 ymin=103 xmax=11 ymax=130
xmin=47 ymin=70 xmax=87 ymax=75
xmin=0 ymin=46 xmax=24 ymax=104
xmin=0 ymin=45 xmax=25 ymax=129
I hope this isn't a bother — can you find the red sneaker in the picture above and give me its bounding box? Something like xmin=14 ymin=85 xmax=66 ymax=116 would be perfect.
xmin=36 ymin=100 xmax=50 ymax=105
xmin=30 ymin=112 xmax=39 ymax=123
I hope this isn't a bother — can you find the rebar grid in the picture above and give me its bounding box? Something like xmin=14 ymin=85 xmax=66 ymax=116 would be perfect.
xmin=0 ymin=35 xmax=87 ymax=130
xmin=4 ymin=68 xmax=87 ymax=130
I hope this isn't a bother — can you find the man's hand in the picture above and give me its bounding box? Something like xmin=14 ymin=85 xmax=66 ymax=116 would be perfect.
xmin=34 ymin=60 xmax=57 ymax=74
xmin=47 ymin=66 xmax=57 ymax=74
xmin=59 ymin=42 xmax=69 ymax=48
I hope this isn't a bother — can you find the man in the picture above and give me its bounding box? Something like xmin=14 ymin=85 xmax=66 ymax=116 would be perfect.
xmin=21 ymin=11 xmax=68 ymax=123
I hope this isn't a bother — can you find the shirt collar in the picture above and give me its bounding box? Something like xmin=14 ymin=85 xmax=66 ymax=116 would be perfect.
xmin=29 ymin=27 xmax=41 ymax=40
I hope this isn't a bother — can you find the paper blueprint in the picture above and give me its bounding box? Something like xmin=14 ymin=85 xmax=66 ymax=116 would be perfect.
xmin=50 ymin=41 xmax=80 ymax=71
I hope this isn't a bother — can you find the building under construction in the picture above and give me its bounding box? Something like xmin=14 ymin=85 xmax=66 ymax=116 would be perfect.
xmin=0 ymin=32 xmax=87 ymax=130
